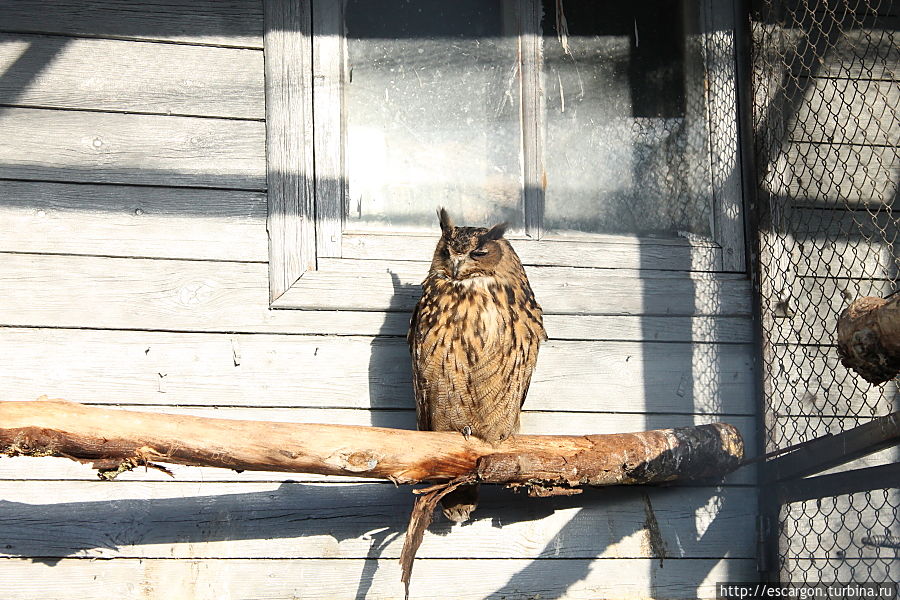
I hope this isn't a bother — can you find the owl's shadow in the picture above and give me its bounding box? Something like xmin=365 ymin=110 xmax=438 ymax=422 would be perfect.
xmin=366 ymin=270 xmax=418 ymax=430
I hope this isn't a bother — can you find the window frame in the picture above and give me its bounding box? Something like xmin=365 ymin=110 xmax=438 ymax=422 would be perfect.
xmin=264 ymin=0 xmax=745 ymax=307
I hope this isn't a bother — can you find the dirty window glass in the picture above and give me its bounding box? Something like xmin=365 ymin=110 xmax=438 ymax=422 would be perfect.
xmin=345 ymin=0 xmax=524 ymax=232
xmin=541 ymin=1 xmax=713 ymax=238
xmin=342 ymin=0 xmax=713 ymax=240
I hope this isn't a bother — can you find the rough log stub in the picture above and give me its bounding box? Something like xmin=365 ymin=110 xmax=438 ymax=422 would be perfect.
xmin=476 ymin=423 xmax=744 ymax=494
xmin=837 ymin=295 xmax=900 ymax=384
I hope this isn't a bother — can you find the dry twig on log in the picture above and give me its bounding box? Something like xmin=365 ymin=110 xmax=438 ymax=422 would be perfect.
xmin=838 ymin=295 xmax=900 ymax=384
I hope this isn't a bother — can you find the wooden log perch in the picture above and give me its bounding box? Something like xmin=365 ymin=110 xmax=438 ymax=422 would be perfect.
xmin=838 ymin=295 xmax=900 ymax=384
xmin=2 ymin=398 xmax=745 ymax=594
xmin=0 ymin=399 xmax=743 ymax=489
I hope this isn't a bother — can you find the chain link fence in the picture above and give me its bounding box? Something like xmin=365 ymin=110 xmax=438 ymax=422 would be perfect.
xmin=750 ymin=0 xmax=900 ymax=586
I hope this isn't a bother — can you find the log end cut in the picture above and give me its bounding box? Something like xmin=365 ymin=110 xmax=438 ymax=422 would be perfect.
xmin=838 ymin=296 xmax=900 ymax=385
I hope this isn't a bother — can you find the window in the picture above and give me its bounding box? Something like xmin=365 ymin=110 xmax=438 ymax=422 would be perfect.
xmin=265 ymin=0 xmax=744 ymax=308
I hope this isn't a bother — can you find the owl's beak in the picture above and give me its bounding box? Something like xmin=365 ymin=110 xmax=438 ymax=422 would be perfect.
xmin=449 ymin=256 xmax=465 ymax=279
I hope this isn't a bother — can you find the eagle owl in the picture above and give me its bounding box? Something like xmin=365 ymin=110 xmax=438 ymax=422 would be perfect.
xmin=407 ymin=208 xmax=546 ymax=522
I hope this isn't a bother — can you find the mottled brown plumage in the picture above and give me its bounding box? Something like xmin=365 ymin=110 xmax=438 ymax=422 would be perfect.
xmin=408 ymin=208 xmax=546 ymax=522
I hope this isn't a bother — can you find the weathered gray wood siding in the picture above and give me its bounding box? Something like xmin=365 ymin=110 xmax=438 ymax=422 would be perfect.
xmin=0 ymin=1 xmax=757 ymax=598
xmin=753 ymin=2 xmax=900 ymax=582
xmin=757 ymin=13 xmax=900 ymax=440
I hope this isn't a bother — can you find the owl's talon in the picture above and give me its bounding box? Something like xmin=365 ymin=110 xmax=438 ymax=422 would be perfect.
xmin=461 ymin=425 xmax=472 ymax=440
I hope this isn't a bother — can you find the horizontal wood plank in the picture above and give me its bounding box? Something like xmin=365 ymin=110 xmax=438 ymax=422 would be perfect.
xmin=783 ymin=490 xmax=900 ymax=561
xmin=0 ymin=0 xmax=263 ymax=48
xmin=0 ymin=254 xmax=754 ymax=336
xmin=770 ymin=276 xmax=894 ymax=345
xmin=765 ymin=143 xmax=899 ymax=208
xmin=0 ymin=310 xmax=751 ymax=345
xmin=342 ymin=233 xmax=724 ymax=272
xmin=791 ymin=78 xmax=899 ymax=146
xmin=787 ymin=207 xmax=899 ymax=279
xmin=0 ymin=108 xmax=266 ymax=189
xmin=0 ymin=481 xmax=755 ymax=560
xmin=0 ymin=253 xmax=369 ymax=333
xmin=766 ymin=344 xmax=897 ymax=417
xmin=0 ymin=328 xmax=756 ymax=414
xmin=0 ymin=557 xmax=755 ymax=599
xmin=0 ymin=408 xmax=757 ymax=484
xmin=544 ymin=314 xmax=753 ymax=343
xmin=813 ymin=17 xmax=900 ymax=80
xmin=317 ymin=258 xmax=744 ymax=280
xmin=277 ymin=259 xmax=752 ymax=316
xmin=782 ymin=558 xmax=898 ymax=587
xmin=0 ymin=180 xmax=266 ymax=261
xmin=0 ymin=34 xmax=264 ymax=118
xmin=783 ymin=1 xmax=900 ymax=19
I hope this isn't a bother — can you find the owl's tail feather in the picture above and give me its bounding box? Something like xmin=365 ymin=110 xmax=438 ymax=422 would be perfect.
xmin=440 ymin=483 xmax=479 ymax=523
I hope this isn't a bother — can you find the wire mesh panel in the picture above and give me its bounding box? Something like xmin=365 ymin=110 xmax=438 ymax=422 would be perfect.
xmin=750 ymin=0 xmax=900 ymax=585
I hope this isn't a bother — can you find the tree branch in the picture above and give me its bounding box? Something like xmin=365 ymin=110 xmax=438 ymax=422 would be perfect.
xmin=2 ymin=397 xmax=745 ymax=594
xmin=0 ymin=398 xmax=743 ymax=490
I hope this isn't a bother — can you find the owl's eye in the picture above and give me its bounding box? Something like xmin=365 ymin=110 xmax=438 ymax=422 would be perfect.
xmin=471 ymin=249 xmax=489 ymax=258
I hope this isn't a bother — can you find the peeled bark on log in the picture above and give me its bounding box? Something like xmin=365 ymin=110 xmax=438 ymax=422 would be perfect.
xmin=838 ymin=295 xmax=900 ymax=384
xmin=0 ymin=399 xmax=743 ymax=490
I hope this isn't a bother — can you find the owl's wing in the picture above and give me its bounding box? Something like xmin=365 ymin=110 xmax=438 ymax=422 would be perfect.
xmin=408 ymin=298 xmax=432 ymax=432
xmin=412 ymin=375 xmax=430 ymax=431
xmin=518 ymin=331 xmax=541 ymax=408
xmin=407 ymin=298 xmax=419 ymax=350
xmin=519 ymin=317 xmax=546 ymax=407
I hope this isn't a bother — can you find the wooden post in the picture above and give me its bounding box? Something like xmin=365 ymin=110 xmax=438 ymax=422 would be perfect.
xmin=837 ymin=295 xmax=900 ymax=384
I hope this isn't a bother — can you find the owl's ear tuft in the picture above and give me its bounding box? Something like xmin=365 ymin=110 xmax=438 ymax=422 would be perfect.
xmin=437 ymin=207 xmax=454 ymax=235
xmin=482 ymin=222 xmax=508 ymax=242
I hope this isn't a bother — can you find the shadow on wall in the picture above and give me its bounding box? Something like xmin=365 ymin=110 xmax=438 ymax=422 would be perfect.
xmin=0 ymin=480 xmax=750 ymax=598
xmin=0 ymin=482 xmax=550 ymax=566
xmin=362 ymin=270 xmax=417 ymax=599
xmin=367 ymin=271 xmax=418 ymax=431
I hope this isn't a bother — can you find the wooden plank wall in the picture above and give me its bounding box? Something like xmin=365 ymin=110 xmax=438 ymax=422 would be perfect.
xmin=754 ymin=2 xmax=900 ymax=583
xmin=758 ymin=6 xmax=899 ymax=436
xmin=0 ymin=1 xmax=757 ymax=598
